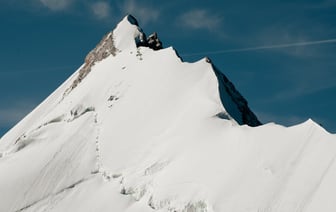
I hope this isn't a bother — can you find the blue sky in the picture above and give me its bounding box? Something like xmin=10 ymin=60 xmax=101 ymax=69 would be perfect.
xmin=0 ymin=0 xmax=336 ymax=136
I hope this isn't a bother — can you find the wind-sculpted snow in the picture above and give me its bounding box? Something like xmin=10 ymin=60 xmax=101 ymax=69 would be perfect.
xmin=1 ymin=15 xmax=336 ymax=212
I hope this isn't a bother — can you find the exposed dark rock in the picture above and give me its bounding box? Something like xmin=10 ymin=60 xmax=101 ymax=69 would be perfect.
xmin=127 ymin=14 xmax=139 ymax=26
xmin=211 ymin=63 xmax=262 ymax=127
xmin=136 ymin=31 xmax=163 ymax=51
xmin=147 ymin=32 xmax=163 ymax=50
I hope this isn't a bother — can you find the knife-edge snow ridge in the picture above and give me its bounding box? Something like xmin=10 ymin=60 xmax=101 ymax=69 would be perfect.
xmin=63 ymin=14 xmax=261 ymax=126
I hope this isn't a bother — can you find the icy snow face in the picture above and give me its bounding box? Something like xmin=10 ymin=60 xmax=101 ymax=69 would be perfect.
xmin=1 ymin=15 xmax=336 ymax=212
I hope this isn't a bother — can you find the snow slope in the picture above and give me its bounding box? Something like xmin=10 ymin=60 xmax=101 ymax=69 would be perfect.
xmin=1 ymin=15 xmax=336 ymax=212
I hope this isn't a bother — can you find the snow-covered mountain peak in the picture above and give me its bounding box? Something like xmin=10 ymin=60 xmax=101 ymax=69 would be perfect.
xmin=114 ymin=15 xmax=163 ymax=51
xmin=63 ymin=15 xmax=163 ymax=97
xmin=61 ymin=14 xmax=259 ymax=126
xmin=62 ymin=15 xmax=141 ymax=96
xmin=1 ymin=15 xmax=336 ymax=212
xmin=113 ymin=15 xmax=147 ymax=51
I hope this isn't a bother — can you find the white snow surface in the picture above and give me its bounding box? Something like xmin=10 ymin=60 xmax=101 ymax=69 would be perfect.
xmin=1 ymin=15 xmax=336 ymax=212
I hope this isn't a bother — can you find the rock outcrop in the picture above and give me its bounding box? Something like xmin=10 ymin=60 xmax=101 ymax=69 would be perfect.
xmin=64 ymin=15 xmax=163 ymax=97
xmin=147 ymin=32 xmax=163 ymax=50
xmin=64 ymin=32 xmax=117 ymax=96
